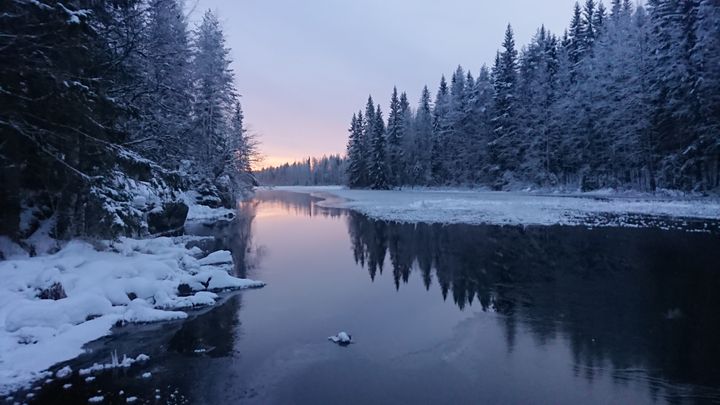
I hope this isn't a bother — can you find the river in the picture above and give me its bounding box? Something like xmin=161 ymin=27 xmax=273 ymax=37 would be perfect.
xmin=23 ymin=189 xmax=720 ymax=404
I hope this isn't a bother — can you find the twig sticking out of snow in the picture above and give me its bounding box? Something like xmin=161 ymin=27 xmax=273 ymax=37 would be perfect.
xmin=79 ymin=353 xmax=149 ymax=376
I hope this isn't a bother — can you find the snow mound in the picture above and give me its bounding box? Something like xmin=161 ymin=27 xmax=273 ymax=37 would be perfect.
xmin=186 ymin=204 xmax=236 ymax=221
xmin=197 ymin=250 xmax=232 ymax=265
xmin=184 ymin=191 xmax=236 ymax=222
xmin=328 ymin=331 xmax=352 ymax=345
xmin=55 ymin=366 xmax=72 ymax=379
xmin=0 ymin=236 xmax=264 ymax=394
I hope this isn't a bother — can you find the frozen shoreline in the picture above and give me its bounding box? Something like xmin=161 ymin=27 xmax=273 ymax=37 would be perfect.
xmin=0 ymin=235 xmax=263 ymax=395
xmin=272 ymin=186 xmax=720 ymax=230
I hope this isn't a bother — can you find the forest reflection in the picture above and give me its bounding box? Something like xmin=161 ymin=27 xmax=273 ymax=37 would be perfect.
xmin=254 ymin=190 xmax=346 ymax=219
xmin=346 ymin=210 xmax=720 ymax=401
xmin=248 ymin=190 xmax=720 ymax=402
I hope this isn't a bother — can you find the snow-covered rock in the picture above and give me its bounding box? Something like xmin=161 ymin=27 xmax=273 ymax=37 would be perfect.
xmin=185 ymin=203 xmax=236 ymax=222
xmin=197 ymin=250 xmax=233 ymax=266
xmin=55 ymin=366 xmax=72 ymax=379
xmin=328 ymin=331 xmax=352 ymax=345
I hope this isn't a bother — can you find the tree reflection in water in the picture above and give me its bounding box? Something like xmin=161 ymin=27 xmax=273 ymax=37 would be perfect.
xmin=346 ymin=211 xmax=720 ymax=401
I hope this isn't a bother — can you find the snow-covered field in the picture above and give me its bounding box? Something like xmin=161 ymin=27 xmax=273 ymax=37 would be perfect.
xmin=0 ymin=236 xmax=263 ymax=395
xmin=274 ymin=186 xmax=720 ymax=229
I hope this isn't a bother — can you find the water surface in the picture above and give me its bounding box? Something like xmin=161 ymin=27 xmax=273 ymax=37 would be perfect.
xmin=23 ymin=190 xmax=720 ymax=404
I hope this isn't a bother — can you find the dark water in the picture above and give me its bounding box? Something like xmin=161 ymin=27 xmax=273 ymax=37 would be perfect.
xmin=18 ymin=190 xmax=720 ymax=404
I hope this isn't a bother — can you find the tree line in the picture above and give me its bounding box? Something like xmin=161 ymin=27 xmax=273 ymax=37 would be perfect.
xmin=346 ymin=0 xmax=719 ymax=192
xmin=256 ymin=155 xmax=346 ymax=186
xmin=0 ymin=0 xmax=258 ymax=239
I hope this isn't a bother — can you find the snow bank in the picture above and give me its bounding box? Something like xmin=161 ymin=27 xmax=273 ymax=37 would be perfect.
xmin=276 ymin=186 xmax=720 ymax=230
xmin=0 ymin=237 xmax=264 ymax=394
xmin=183 ymin=191 xmax=236 ymax=222
xmin=197 ymin=250 xmax=232 ymax=265
xmin=186 ymin=203 xmax=236 ymax=221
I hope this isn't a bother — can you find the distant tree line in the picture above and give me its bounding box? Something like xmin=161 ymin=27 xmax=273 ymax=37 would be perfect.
xmin=0 ymin=0 xmax=258 ymax=239
xmin=256 ymin=155 xmax=346 ymax=186
xmin=346 ymin=0 xmax=720 ymax=192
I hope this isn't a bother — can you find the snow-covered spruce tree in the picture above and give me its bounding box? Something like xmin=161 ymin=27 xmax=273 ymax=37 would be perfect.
xmin=567 ymin=2 xmax=586 ymax=75
xmin=360 ymin=96 xmax=377 ymax=188
xmin=410 ymin=86 xmax=434 ymax=186
xmin=445 ymin=66 xmax=467 ymax=183
xmin=592 ymin=3 xmax=653 ymax=189
xmin=431 ymin=75 xmax=450 ymax=184
xmin=192 ymin=9 xmax=236 ymax=178
xmin=516 ymin=26 xmax=560 ymax=185
xmin=646 ymin=0 xmax=702 ymax=190
xmin=369 ymin=105 xmax=390 ymax=190
xmin=455 ymin=70 xmax=479 ymax=184
xmin=189 ymin=9 xmax=251 ymax=206
xmin=595 ymin=2 xmax=608 ymax=33
xmin=582 ymin=0 xmax=598 ymax=54
xmin=127 ymin=0 xmax=193 ymax=166
xmin=227 ymin=101 xmax=259 ymax=190
xmin=386 ymin=87 xmax=405 ymax=187
xmin=690 ymin=0 xmax=720 ymax=189
xmin=466 ymin=66 xmax=495 ymax=184
xmin=346 ymin=112 xmax=367 ymax=188
xmin=489 ymin=24 xmax=519 ymax=188
xmin=398 ymin=91 xmax=413 ymax=185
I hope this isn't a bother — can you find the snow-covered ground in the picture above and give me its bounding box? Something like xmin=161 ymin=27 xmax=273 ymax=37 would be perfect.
xmin=186 ymin=203 xmax=236 ymax=222
xmin=274 ymin=186 xmax=720 ymax=229
xmin=0 ymin=236 xmax=263 ymax=395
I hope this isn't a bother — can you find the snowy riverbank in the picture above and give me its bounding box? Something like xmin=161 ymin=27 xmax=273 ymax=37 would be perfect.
xmin=0 ymin=236 xmax=263 ymax=395
xmin=274 ymin=186 xmax=720 ymax=230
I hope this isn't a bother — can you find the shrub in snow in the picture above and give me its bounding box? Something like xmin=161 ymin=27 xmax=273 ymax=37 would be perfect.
xmin=146 ymin=202 xmax=188 ymax=236
xmin=37 ymin=282 xmax=67 ymax=300
xmin=84 ymin=155 xmax=188 ymax=239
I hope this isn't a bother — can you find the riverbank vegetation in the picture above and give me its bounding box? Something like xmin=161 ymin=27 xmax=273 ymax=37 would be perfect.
xmin=0 ymin=0 xmax=258 ymax=249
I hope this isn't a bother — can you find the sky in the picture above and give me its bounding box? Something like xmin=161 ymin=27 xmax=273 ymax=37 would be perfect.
xmin=192 ymin=0 xmax=581 ymax=168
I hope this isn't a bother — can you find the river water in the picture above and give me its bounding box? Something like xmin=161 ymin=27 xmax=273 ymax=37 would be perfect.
xmin=24 ymin=190 xmax=720 ymax=404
